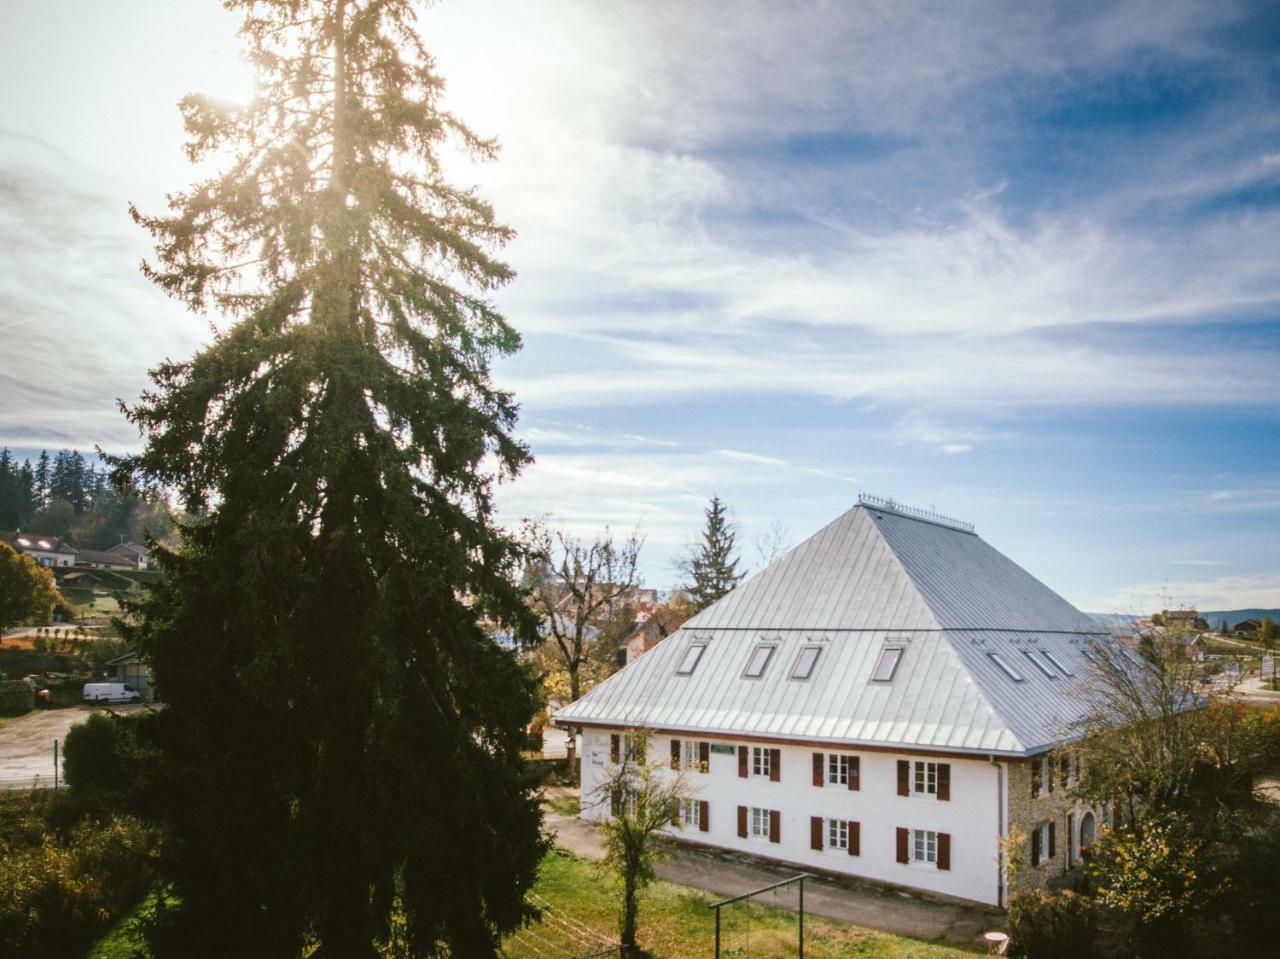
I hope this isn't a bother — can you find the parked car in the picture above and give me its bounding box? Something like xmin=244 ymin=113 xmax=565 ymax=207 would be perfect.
xmin=83 ymin=682 xmax=141 ymax=704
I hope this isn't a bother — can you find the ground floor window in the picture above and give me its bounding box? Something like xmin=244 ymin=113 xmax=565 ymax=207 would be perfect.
xmin=750 ymin=806 xmax=771 ymax=839
xmin=826 ymin=818 xmax=848 ymax=850
xmin=913 ymin=829 xmax=937 ymax=863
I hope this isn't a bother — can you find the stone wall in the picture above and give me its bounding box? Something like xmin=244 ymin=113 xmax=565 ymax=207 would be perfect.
xmin=0 ymin=679 xmax=35 ymax=715
xmin=1006 ymin=751 xmax=1096 ymax=896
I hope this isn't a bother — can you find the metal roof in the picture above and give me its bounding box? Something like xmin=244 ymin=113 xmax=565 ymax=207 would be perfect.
xmin=554 ymin=502 xmax=1111 ymax=757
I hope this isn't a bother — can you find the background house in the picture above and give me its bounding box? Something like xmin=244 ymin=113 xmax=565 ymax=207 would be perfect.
xmin=0 ymin=530 xmax=76 ymax=567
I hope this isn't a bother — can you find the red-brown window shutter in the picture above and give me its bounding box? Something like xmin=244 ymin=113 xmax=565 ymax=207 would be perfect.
xmin=738 ymin=745 xmax=748 ymax=778
xmin=610 ymin=734 xmax=620 ymax=764
xmin=737 ymin=805 xmax=747 ymax=838
xmin=897 ymin=760 xmax=910 ymax=796
xmin=769 ymin=809 xmax=781 ymax=843
xmin=810 ymin=816 xmax=823 ymax=851
xmin=670 ymin=739 xmax=681 ymax=769
xmin=1048 ymin=821 xmax=1056 ymax=859
xmin=1031 ymin=758 xmax=1041 ymax=798
xmin=937 ymin=832 xmax=951 ymax=871
xmin=937 ymin=763 xmax=951 ymax=801
xmin=769 ymin=748 xmax=781 ymax=782
xmin=699 ymin=741 xmax=710 ymax=772
xmin=699 ymin=800 xmax=709 ymax=832
xmin=896 ymin=827 xmax=909 ymax=864
xmin=848 ymin=820 xmax=860 ymax=856
xmin=849 ymin=756 xmax=860 ymax=791
xmin=812 ymin=752 xmax=824 ymax=787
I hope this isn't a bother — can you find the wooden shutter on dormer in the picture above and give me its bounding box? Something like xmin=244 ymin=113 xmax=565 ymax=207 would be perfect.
xmin=812 ymin=753 xmax=824 ymax=787
xmin=769 ymin=748 xmax=781 ymax=782
xmin=897 ymin=760 xmax=910 ymax=796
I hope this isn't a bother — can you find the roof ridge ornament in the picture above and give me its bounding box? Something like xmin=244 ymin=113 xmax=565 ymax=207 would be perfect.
xmin=857 ymin=493 xmax=975 ymax=534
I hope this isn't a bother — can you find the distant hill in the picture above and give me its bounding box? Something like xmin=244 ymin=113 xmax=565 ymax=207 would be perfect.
xmin=1089 ymin=609 xmax=1280 ymax=629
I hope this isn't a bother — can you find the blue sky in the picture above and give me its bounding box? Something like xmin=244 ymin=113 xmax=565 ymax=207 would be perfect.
xmin=1 ymin=1 xmax=1278 ymax=611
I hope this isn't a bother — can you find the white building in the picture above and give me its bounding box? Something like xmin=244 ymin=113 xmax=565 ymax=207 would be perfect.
xmin=553 ymin=496 xmax=1114 ymax=907
xmin=1 ymin=530 xmax=77 ymax=567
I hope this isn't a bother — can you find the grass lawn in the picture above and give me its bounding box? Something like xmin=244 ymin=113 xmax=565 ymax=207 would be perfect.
xmin=88 ymin=852 xmax=975 ymax=958
xmin=505 ymin=852 xmax=974 ymax=958
xmin=546 ymin=793 xmax=580 ymax=817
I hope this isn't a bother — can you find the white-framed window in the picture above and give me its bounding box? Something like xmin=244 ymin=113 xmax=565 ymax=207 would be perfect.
xmin=743 ymin=644 xmax=776 ymax=678
xmin=681 ymin=740 xmax=699 ymax=770
xmin=676 ymin=642 xmax=707 ymax=675
xmin=1042 ymin=650 xmax=1073 ymax=677
xmin=913 ymin=760 xmax=937 ymax=796
xmin=989 ymin=652 xmax=1025 ymax=682
xmin=826 ymin=818 xmax=848 ymax=850
xmin=751 ymin=746 xmax=771 ymax=778
xmin=790 ymin=645 xmax=822 ymax=680
xmin=871 ymin=646 xmax=904 ymax=682
xmin=827 ymin=753 xmax=851 ymax=785
xmin=913 ymin=829 xmax=938 ymax=864
xmin=680 ymin=798 xmax=700 ymax=828
xmin=750 ymin=806 xmax=771 ymax=839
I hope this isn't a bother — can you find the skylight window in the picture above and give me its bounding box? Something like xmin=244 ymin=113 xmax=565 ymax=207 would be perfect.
xmin=789 ymin=645 xmax=821 ymax=680
xmin=871 ymin=646 xmax=904 ymax=683
xmin=743 ymin=644 xmax=776 ymax=679
xmin=1022 ymin=650 xmax=1057 ymax=679
xmin=17 ymin=537 xmax=31 ymax=547
xmin=675 ymin=642 xmax=707 ymax=676
xmin=37 ymin=540 xmax=52 ymax=549
xmin=989 ymin=652 xmax=1024 ymax=682
xmin=1041 ymin=651 xmax=1073 ymax=677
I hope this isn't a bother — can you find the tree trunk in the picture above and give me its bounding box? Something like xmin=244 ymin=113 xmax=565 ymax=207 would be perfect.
xmin=621 ymin=866 xmax=637 ymax=947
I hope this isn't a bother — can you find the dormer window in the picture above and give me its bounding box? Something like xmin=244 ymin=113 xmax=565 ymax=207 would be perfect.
xmin=871 ymin=646 xmax=903 ymax=683
xmin=743 ymin=644 xmax=776 ymax=679
xmin=675 ymin=642 xmax=707 ymax=676
xmin=1022 ymin=650 xmax=1057 ymax=679
xmin=1041 ymin=651 xmax=1073 ymax=677
xmin=989 ymin=652 xmax=1024 ymax=682
xmin=789 ymin=645 xmax=821 ymax=680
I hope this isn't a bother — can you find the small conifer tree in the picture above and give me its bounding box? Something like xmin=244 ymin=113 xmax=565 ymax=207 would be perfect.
xmin=683 ymin=496 xmax=742 ymax=611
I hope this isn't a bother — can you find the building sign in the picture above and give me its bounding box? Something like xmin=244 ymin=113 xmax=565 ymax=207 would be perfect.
xmin=709 ymin=743 xmax=736 ymax=755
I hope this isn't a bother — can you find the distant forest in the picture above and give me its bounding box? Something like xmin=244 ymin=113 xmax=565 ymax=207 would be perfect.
xmin=0 ymin=448 xmax=175 ymax=550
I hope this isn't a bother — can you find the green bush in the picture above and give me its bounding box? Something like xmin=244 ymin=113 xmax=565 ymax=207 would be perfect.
xmin=63 ymin=711 xmax=164 ymax=820
xmin=0 ymin=810 xmax=159 ymax=959
xmin=1008 ymin=888 xmax=1097 ymax=958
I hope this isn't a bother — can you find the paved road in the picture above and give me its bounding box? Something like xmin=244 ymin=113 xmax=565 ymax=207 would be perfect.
xmin=543 ymin=787 xmax=999 ymax=952
xmin=0 ymin=705 xmax=145 ymax=790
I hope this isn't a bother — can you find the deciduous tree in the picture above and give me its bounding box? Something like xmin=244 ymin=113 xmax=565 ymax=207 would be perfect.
xmin=0 ymin=543 xmax=63 ymax=632
xmin=115 ymin=2 xmax=545 ymax=955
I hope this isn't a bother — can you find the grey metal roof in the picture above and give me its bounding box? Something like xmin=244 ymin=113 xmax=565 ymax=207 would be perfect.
xmin=554 ymin=502 xmax=1110 ymax=757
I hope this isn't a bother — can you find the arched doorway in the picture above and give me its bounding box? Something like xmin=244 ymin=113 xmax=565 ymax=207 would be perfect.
xmin=1080 ymin=812 xmax=1096 ymax=854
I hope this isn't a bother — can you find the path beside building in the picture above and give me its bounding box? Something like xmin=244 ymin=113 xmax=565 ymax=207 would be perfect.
xmin=543 ymin=786 xmax=1000 ymax=950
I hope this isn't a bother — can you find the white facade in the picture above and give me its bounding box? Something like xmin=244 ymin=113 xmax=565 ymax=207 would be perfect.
xmin=579 ymin=729 xmax=1005 ymax=905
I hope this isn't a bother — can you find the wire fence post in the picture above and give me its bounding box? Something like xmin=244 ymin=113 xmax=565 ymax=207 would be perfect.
xmin=798 ymin=875 xmax=804 ymax=959
xmin=709 ymin=873 xmax=810 ymax=959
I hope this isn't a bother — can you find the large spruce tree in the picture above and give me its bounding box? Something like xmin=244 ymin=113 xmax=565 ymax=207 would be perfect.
xmin=683 ymin=496 xmax=742 ymax=611
xmin=116 ymin=2 xmax=544 ymax=955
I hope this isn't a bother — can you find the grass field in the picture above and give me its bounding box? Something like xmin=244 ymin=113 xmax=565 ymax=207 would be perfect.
xmin=88 ymin=852 xmax=974 ymax=958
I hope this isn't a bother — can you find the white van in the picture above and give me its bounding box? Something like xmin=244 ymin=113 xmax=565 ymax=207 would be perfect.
xmin=83 ymin=682 xmax=141 ymax=704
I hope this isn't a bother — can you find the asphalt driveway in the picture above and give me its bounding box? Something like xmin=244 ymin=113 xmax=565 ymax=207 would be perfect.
xmin=0 ymin=705 xmax=145 ymax=790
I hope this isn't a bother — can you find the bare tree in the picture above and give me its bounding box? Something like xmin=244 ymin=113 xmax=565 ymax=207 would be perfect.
xmin=523 ymin=520 xmax=643 ymax=771
xmin=589 ymin=729 xmax=690 ymax=954
xmin=754 ymin=519 xmax=792 ymax=570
